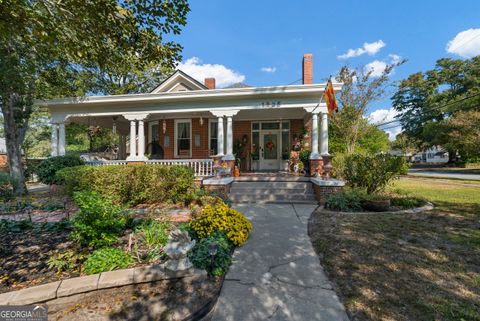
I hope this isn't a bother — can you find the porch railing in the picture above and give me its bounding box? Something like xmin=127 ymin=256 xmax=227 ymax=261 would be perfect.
xmin=85 ymin=159 xmax=214 ymax=177
xmin=145 ymin=159 xmax=214 ymax=177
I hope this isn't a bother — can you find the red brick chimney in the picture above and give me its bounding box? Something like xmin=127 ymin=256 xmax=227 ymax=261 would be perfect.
xmin=204 ymin=78 xmax=216 ymax=89
xmin=302 ymin=54 xmax=313 ymax=85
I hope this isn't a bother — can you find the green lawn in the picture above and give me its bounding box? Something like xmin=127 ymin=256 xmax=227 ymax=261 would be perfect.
xmin=310 ymin=177 xmax=480 ymax=321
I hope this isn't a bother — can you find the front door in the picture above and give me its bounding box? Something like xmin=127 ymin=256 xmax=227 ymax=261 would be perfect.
xmin=260 ymin=132 xmax=279 ymax=170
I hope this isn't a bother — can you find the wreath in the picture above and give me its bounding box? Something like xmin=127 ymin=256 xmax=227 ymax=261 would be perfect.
xmin=265 ymin=141 xmax=275 ymax=151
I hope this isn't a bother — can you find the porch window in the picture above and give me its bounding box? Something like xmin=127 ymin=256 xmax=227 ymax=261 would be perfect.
xmin=175 ymin=119 xmax=191 ymax=157
xmin=209 ymin=119 xmax=218 ymax=155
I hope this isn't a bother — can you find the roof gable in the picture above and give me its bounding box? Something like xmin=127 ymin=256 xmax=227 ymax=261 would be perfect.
xmin=150 ymin=70 xmax=207 ymax=93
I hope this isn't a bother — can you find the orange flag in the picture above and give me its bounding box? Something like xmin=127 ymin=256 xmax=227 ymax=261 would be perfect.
xmin=324 ymin=79 xmax=338 ymax=114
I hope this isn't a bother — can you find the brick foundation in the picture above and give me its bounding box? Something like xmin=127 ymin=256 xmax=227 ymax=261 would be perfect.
xmin=203 ymin=184 xmax=231 ymax=198
xmin=312 ymin=184 xmax=343 ymax=205
xmin=309 ymin=159 xmax=324 ymax=177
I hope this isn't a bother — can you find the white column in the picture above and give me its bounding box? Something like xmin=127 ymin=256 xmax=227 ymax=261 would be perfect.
xmin=58 ymin=123 xmax=66 ymax=156
xmin=217 ymin=116 xmax=224 ymax=156
xmin=51 ymin=123 xmax=58 ymax=156
xmin=127 ymin=120 xmax=137 ymax=160
xmin=138 ymin=120 xmax=145 ymax=160
xmin=320 ymin=112 xmax=329 ymax=155
xmin=310 ymin=113 xmax=320 ymax=159
xmin=224 ymin=116 xmax=234 ymax=160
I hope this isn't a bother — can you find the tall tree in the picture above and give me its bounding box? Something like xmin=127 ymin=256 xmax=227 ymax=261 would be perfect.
xmin=392 ymin=57 xmax=480 ymax=161
xmin=330 ymin=61 xmax=404 ymax=154
xmin=0 ymin=0 xmax=190 ymax=194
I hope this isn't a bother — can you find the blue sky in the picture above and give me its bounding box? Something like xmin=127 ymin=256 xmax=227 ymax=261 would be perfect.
xmin=173 ymin=0 xmax=480 ymax=138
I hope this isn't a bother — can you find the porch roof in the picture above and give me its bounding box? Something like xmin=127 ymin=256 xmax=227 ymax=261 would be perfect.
xmin=38 ymin=82 xmax=342 ymax=123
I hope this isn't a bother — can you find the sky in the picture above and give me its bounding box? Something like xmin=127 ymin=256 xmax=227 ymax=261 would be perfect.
xmin=171 ymin=0 xmax=480 ymax=139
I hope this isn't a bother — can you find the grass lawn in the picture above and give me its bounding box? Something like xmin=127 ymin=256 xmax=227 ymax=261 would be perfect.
xmin=309 ymin=177 xmax=480 ymax=321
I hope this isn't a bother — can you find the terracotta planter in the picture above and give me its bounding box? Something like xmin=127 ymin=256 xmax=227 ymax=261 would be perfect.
xmin=363 ymin=199 xmax=391 ymax=212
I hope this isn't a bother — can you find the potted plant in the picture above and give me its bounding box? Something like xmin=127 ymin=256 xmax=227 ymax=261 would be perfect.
xmin=299 ymin=149 xmax=311 ymax=176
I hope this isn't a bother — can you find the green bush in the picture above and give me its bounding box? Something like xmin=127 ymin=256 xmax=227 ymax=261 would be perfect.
xmin=189 ymin=231 xmax=232 ymax=277
xmin=71 ymin=191 xmax=127 ymax=248
xmin=83 ymin=247 xmax=134 ymax=275
xmin=325 ymin=189 xmax=365 ymax=212
xmin=47 ymin=249 xmax=86 ymax=273
xmin=391 ymin=196 xmax=427 ymax=208
xmin=0 ymin=173 xmax=16 ymax=202
xmin=36 ymin=155 xmax=84 ymax=185
xmin=135 ymin=220 xmax=173 ymax=248
xmin=57 ymin=164 xmax=195 ymax=205
xmin=344 ymin=153 xmax=409 ymax=194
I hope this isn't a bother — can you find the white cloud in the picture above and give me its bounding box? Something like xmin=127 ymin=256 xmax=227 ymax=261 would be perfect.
xmin=338 ymin=40 xmax=386 ymax=59
xmin=368 ymin=108 xmax=401 ymax=140
xmin=446 ymin=28 xmax=480 ymax=58
xmin=261 ymin=66 xmax=276 ymax=73
xmin=389 ymin=54 xmax=402 ymax=64
xmin=364 ymin=60 xmax=388 ymax=77
xmin=177 ymin=57 xmax=245 ymax=88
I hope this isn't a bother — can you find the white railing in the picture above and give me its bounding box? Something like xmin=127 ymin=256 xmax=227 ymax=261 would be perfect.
xmin=145 ymin=159 xmax=214 ymax=177
xmin=85 ymin=159 xmax=214 ymax=177
xmin=85 ymin=160 xmax=129 ymax=166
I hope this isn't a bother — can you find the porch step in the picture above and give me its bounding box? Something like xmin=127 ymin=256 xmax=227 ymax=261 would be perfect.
xmin=234 ymin=176 xmax=310 ymax=182
xmin=229 ymin=180 xmax=317 ymax=204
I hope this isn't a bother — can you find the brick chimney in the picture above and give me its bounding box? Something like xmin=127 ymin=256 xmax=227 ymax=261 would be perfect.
xmin=204 ymin=78 xmax=216 ymax=89
xmin=302 ymin=53 xmax=313 ymax=84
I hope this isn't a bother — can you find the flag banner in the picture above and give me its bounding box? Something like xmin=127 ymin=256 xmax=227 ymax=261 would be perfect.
xmin=324 ymin=79 xmax=338 ymax=114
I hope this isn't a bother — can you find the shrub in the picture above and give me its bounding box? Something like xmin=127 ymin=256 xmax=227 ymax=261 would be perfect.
xmin=57 ymin=164 xmax=195 ymax=205
xmin=325 ymin=189 xmax=365 ymax=212
xmin=189 ymin=203 xmax=252 ymax=246
xmin=189 ymin=231 xmax=232 ymax=277
xmin=391 ymin=196 xmax=427 ymax=208
xmin=0 ymin=173 xmax=16 ymax=202
xmin=36 ymin=155 xmax=84 ymax=185
xmin=83 ymin=247 xmax=134 ymax=275
xmin=135 ymin=220 xmax=173 ymax=248
xmin=344 ymin=153 xmax=409 ymax=194
xmin=71 ymin=191 xmax=127 ymax=248
xmin=47 ymin=249 xmax=86 ymax=273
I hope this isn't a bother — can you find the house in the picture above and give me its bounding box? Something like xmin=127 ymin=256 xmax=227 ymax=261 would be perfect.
xmin=412 ymin=146 xmax=449 ymax=164
xmin=40 ymin=54 xmax=342 ymax=178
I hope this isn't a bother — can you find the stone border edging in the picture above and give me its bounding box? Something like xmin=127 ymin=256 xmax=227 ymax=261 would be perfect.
xmin=0 ymin=263 xmax=207 ymax=306
xmin=321 ymin=202 xmax=435 ymax=215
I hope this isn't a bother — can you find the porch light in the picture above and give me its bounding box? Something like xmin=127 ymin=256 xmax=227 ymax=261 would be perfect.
xmin=162 ymin=119 xmax=167 ymax=134
xmin=112 ymin=116 xmax=117 ymax=134
xmin=200 ymin=116 xmax=204 ymax=126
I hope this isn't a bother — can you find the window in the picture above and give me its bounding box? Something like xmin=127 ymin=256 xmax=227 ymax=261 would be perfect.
xmin=149 ymin=122 xmax=159 ymax=143
xmin=209 ymin=119 xmax=218 ymax=155
xmin=175 ymin=119 xmax=191 ymax=157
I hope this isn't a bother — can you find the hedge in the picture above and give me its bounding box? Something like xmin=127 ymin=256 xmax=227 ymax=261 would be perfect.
xmin=57 ymin=164 xmax=195 ymax=205
xmin=36 ymin=155 xmax=85 ymax=185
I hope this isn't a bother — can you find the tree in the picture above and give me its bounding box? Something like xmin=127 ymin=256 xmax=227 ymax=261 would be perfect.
xmin=392 ymin=57 xmax=480 ymax=161
xmin=442 ymin=111 xmax=480 ymax=162
xmin=330 ymin=60 xmax=404 ymax=154
xmin=0 ymin=0 xmax=190 ymax=194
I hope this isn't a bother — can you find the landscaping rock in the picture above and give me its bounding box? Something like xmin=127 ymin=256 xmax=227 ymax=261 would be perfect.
xmin=8 ymin=281 xmax=61 ymax=305
xmin=98 ymin=268 xmax=134 ymax=289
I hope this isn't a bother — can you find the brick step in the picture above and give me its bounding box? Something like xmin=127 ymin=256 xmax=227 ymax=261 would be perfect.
xmin=231 ymin=181 xmax=313 ymax=189
xmin=234 ymin=176 xmax=310 ymax=182
xmin=230 ymin=193 xmax=316 ymax=202
xmin=230 ymin=188 xmax=315 ymax=196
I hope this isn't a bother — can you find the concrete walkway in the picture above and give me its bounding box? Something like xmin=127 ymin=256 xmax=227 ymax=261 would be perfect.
xmin=209 ymin=203 xmax=349 ymax=321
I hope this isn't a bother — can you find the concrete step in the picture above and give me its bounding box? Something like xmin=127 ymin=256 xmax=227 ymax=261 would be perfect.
xmin=231 ymin=181 xmax=313 ymax=189
xmin=230 ymin=193 xmax=316 ymax=202
xmin=230 ymin=189 xmax=315 ymax=196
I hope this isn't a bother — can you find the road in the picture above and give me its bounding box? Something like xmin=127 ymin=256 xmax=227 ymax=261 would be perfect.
xmin=408 ymin=168 xmax=480 ymax=181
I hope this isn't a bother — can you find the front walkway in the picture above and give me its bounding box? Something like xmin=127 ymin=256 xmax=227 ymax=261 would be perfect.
xmin=209 ymin=203 xmax=349 ymax=321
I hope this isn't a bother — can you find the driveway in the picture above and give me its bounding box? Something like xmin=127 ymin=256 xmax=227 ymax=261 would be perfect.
xmin=209 ymin=203 xmax=348 ymax=321
xmin=408 ymin=168 xmax=480 ymax=180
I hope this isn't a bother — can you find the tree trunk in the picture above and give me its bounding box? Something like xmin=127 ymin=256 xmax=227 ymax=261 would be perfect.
xmin=2 ymin=94 xmax=29 ymax=195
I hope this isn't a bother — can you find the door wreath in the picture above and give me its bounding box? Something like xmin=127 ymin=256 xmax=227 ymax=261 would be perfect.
xmin=265 ymin=140 xmax=275 ymax=151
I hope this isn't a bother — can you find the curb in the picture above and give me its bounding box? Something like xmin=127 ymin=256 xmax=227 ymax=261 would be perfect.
xmin=319 ymin=202 xmax=434 ymax=215
xmin=0 ymin=264 xmax=207 ymax=306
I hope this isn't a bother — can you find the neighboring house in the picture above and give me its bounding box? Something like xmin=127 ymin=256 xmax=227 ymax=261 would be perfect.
xmin=39 ymin=54 xmax=342 ymax=176
xmin=412 ymin=146 xmax=449 ymax=164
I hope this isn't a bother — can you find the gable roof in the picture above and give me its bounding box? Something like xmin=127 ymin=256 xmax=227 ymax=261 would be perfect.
xmin=150 ymin=70 xmax=208 ymax=93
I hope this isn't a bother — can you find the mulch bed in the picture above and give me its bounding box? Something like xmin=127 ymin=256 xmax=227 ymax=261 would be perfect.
xmin=48 ymin=276 xmax=222 ymax=321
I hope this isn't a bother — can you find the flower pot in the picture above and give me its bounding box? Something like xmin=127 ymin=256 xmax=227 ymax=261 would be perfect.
xmin=363 ymin=199 xmax=391 ymax=212
xmin=233 ymin=167 xmax=240 ymax=177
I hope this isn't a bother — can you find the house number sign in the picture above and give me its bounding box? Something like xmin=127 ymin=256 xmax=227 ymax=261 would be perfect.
xmin=260 ymin=101 xmax=281 ymax=108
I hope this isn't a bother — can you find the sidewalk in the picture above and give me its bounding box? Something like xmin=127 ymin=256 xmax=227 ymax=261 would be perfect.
xmin=209 ymin=203 xmax=349 ymax=321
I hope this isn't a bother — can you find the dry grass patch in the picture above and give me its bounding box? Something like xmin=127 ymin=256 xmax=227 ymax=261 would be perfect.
xmin=310 ymin=177 xmax=480 ymax=321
